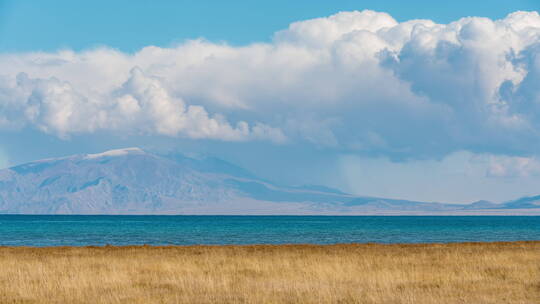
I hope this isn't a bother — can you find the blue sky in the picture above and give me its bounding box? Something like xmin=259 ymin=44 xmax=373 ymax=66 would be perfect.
xmin=1 ymin=1 xmax=540 ymax=203
xmin=1 ymin=0 xmax=538 ymax=52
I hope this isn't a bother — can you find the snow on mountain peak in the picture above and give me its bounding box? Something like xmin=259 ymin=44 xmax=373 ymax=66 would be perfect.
xmin=84 ymin=148 xmax=145 ymax=160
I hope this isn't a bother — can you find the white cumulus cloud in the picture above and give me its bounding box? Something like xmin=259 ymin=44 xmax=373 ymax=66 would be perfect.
xmin=486 ymin=155 xmax=540 ymax=178
xmin=0 ymin=66 xmax=285 ymax=142
xmin=0 ymin=10 xmax=539 ymax=159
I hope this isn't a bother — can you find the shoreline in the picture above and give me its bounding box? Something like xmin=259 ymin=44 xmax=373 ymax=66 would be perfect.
xmin=2 ymin=212 xmax=540 ymax=215
xmin=1 ymin=239 xmax=539 ymax=249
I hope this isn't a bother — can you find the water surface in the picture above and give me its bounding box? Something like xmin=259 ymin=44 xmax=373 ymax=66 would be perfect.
xmin=0 ymin=215 xmax=538 ymax=246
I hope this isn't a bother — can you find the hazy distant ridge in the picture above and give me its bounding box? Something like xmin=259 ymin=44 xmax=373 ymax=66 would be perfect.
xmin=0 ymin=148 xmax=538 ymax=215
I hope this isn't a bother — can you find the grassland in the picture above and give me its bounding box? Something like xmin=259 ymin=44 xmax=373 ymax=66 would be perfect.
xmin=0 ymin=242 xmax=538 ymax=303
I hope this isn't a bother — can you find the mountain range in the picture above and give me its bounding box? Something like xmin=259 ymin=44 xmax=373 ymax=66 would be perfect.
xmin=0 ymin=148 xmax=539 ymax=215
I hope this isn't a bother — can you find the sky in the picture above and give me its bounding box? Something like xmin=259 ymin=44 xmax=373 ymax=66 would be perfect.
xmin=1 ymin=0 xmax=540 ymax=203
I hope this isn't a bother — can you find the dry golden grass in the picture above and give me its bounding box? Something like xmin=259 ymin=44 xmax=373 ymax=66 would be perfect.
xmin=0 ymin=242 xmax=538 ymax=304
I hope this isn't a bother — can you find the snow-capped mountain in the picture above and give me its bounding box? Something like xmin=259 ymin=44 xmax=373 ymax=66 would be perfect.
xmin=0 ymin=148 xmax=538 ymax=214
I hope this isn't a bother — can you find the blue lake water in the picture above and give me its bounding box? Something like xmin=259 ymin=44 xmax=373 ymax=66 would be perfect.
xmin=0 ymin=215 xmax=538 ymax=246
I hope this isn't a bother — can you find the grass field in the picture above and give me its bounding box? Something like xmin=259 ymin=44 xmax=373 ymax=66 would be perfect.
xmin=0 ymin=242 xmax=538 ymax=303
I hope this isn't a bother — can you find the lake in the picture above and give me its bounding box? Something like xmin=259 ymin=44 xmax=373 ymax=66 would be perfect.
xmin=0 ymin=215 xmax=538 ymax=246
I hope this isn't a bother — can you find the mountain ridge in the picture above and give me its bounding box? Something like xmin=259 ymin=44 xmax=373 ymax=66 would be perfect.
xmin=0 ymin=148 xmax=539 ymax=215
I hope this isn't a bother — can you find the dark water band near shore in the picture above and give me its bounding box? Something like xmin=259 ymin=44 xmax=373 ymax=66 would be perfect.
xmin=0 ymin=215 xmax=539 ymax=247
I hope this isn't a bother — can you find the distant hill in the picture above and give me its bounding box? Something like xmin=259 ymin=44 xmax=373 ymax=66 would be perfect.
xmin=0 ymin=148 xmax=538 ymax=215
xmin=500 ymin=195 xmax=540 ymax=209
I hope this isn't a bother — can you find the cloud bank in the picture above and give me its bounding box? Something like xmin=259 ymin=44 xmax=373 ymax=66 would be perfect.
xmin=1 ymin=10 xmax=540 ymax=159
